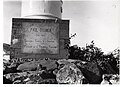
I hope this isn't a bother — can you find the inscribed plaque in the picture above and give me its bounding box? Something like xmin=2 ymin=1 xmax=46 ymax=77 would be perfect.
xmin=21 ymin=22 xmax=59 ymax=54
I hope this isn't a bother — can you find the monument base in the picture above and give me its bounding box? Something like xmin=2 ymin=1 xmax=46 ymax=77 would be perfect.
xmin=11 ymin=18 xmax=69 ymax=60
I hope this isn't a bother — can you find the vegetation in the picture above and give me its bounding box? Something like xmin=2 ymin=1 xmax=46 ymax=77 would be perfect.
xmin=68 ymin=41 xmax=119 ymax=74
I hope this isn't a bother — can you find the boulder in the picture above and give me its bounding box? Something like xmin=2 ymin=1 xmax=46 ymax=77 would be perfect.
xmin=17 ymin=61 xmax=38 ymax=71
xmin=76 ymin=61 xmax=103 ymax=84
xmin=55 ymin=62 xmax=84 ymax=84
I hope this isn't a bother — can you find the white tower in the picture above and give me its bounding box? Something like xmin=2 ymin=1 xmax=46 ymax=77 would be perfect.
xmin=21 ymin=0 xmax=63 ymax=19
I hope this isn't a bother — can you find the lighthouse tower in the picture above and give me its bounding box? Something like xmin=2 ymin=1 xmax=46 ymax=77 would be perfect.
xmin=21 ymin=0 xmax=63 ymax=19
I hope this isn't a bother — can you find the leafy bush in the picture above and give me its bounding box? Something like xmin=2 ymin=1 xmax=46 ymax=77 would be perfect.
xmin=68 ymin=41 xmax=119 ymax=74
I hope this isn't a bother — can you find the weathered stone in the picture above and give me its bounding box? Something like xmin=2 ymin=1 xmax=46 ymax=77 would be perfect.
xmin=11 ymin=18 xmax=69 ymax=59
xmin=55 ymin=63 xmax=84 ymax=84
xmin=4 ymin=58 xmax=106 ymax=84
xmin=17 ymin=58 xmax=57 ymax=71
xmin=76 ymin=61 xmax=103 ymax=84
xmin=37 ymin=58 xmax=57 ymax=70
xmin=17 ymin=61 xmax=38 ymax=71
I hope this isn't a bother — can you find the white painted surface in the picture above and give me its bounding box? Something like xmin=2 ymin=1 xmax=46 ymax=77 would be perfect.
xmin=21 ymin=0 xmax=62 ymax=19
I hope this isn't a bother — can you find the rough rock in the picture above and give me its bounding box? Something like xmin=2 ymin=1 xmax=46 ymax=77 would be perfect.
xmin=37 ymin=58 xmax=57 ymax=70
xmin=55 ymin=62 xmax=84 ymax=84
xmin=17 ymin=58 xmax=57 ymax=71
xmin=76 ymin=61 xmax=103 ymax=84
xmin=17 ymin=61 xmax=38 ymax=71
xmin=3 ymin=58 xmax=105 ymax=84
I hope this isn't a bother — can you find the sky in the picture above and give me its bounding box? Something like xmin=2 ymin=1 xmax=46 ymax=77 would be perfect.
xmin=3 ymin=0 xmax=120 ymax=53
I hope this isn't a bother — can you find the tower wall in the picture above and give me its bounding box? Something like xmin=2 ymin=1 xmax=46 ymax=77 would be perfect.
xmin=21 ymin=0 xmax=63 ymax=19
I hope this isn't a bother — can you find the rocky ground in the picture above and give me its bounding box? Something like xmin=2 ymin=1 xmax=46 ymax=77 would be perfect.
xmin=3 ymin=58 xmax=120 ymax=84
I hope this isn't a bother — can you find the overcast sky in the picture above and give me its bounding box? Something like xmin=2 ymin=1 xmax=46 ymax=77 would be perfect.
xmin=3 ymin=0 xmax=120 ymax=53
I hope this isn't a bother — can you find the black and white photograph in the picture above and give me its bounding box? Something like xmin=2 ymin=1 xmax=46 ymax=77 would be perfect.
xmin=3 ymin=0 xmax=120 ymax=85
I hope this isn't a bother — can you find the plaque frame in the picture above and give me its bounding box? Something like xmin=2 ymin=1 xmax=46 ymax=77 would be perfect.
xmin=11 ymin=18 xmax=69 ymax=60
